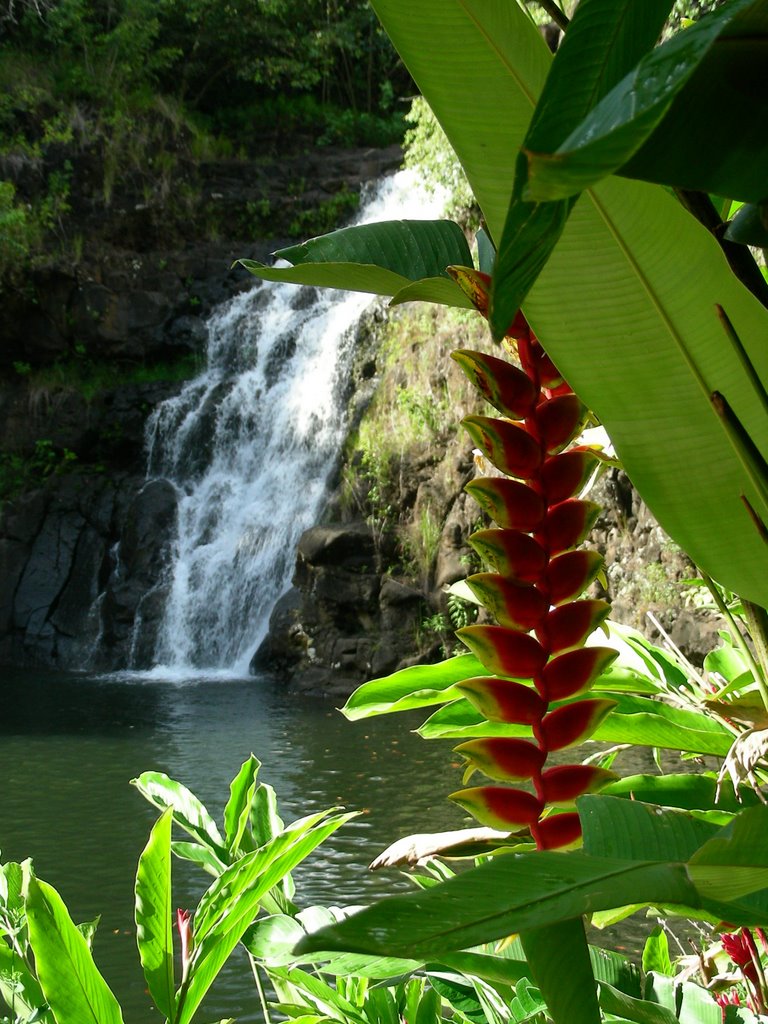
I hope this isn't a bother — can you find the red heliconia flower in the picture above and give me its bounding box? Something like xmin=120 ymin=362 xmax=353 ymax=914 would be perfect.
xmin=447 ymin=267 xmax=617 ymax=850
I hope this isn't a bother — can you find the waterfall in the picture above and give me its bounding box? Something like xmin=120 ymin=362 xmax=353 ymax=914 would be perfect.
xmin=140 ymin=170 xmax=446 ymax=676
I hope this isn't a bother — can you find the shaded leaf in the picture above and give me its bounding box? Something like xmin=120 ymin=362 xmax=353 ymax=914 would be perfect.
xmin=520 ymin=918 xmax=600 ymax=1024
xmin=490 ymin=0 xmax=675 ymax=332
xmin=526 ymin=1 xmax=768 ymax=204
xmin=294 ymin=850 xmax=700 ymax=959
xmin=239 ymin=220 xmax=473 ymax=306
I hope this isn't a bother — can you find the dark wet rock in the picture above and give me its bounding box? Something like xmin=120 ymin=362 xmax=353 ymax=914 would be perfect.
xmin=167 ymin=315 xmax=209 ymax=354
xmin=297 ymin=522 xmax=376 ymax=570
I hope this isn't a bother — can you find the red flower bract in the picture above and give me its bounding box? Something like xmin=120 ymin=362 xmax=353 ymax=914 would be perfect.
xmin=449 ymin=290 xmax=616 ymax=849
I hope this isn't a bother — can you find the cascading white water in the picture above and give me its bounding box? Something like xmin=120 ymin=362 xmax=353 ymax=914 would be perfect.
xmin=142 ymin=170 xmax=447 ymax=676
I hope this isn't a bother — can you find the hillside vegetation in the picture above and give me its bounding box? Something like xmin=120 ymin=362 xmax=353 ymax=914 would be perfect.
xmin=0 ymin=0 xmax=411 ymax=282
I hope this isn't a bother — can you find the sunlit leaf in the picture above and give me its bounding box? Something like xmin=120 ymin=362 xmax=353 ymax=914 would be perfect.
xmin=223 ymin=754 xmax=260 ymax=856
xmin=370 ymin=0 xmax=768 ymax=607
xmin=341 ymin=654 xmax=486 ymax=720
xmin=135 ymin=809 xmax=175 ymax=1020
xmin=131 ymin=771 xmax=227 ymax=860
xmin=25 ymin=873 xmax=124 ymax=1024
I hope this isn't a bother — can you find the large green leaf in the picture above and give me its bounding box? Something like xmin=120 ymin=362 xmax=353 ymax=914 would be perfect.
xmin=602 ymin=772 xmax=757 ymax=813
xmin=580 ymin=795 xmax=721 ymax=862
xmin=370 ymin=0 xmax=768 ymax=608
xmin=526 ymin=0 xmax=768 ymax=204
xmin=341 ymin=654 xmax=485 ymax=720
xmin=520 ymin=918 xmax=600 ymax=1024
xmin=341 ymin=650 xmax=660 ymax=723
xmin=239 ymin=220 xmax=473 ymax=307
xmin=131 ymin=771 xmax=227 ymax=862
xmin=294 ymin=803 xmax=768 ymax=960
xmin=584 ymin=797 xmax=768 ymax=921
xmin=295 ymin=851 xmax=701 ymax=959
xmin=492 ymin=0 xmax=674 ymax=333
xmin=223 ymin=754 xmax=260 ymax=856
xmin=135 ymin=809 xmax=175 ymax=1021
xmin=24 ymin=874 xmax=124 ymax=1024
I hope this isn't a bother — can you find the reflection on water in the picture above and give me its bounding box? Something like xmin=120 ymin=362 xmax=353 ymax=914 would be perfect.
xmin=0 ymin=669 xmax=469 ymax=1023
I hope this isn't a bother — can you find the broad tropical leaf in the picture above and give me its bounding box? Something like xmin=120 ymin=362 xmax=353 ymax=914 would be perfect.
xmin=294 ymin=802 xmax=768 ymax=961
xmin=24 ymin=874 xmax=124 ymax=1024
xmin=132 ymin=771 xmax=227 ymax=861
xmin=239 ymin=221 xmax=473 ymax=307
xmin=294 ymin=851 xmax=701 ymax=959
xmin=369 ymin=0 xmax=768 ymax=608
xmin=135 ymin=809 xmax=175 ymax=1020
xmin=520 ymin=918 xmax=600 ymax=1024
xmin=492 ymin=0 xmax=674 ymax=335
xmin=340 ymin=654 xmax=485 ymax=719
xmin=525 ymin=0 xmax=768 ymax=204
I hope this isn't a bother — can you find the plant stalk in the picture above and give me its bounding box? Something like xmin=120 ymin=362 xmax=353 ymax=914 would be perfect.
xmin=743 ymin=600 xmax=768 ymax=714
xmin=537 ymin=0 xmax=569 ymax=31
xmin=249 ymin=952 xmax=272 ymax=1024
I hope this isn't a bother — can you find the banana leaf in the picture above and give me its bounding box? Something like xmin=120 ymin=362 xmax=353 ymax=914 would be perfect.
xmin=366 ymin=0 xmax=768 ymax=608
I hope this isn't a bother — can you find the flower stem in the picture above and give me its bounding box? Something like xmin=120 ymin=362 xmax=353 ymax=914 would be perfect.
xmin=249 ymin=952 xmax=273 ymax=1024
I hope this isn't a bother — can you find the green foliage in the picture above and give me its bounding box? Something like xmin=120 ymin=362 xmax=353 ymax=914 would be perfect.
xmin=288 ymin=186 xmax=361 ymax=239
xmin=242 ymin=218 xmax=474 ymax=305
xmin=0 ymin=758 xmax=357 ymax=1024
xmin=297 ymin=799 xmax=768 ymax=957
xmin=0 ymin=438 xmax=77 ymax=501
xmin=403 ymin=97 xmax=479 ymax=228
xmin=20 ymin=350 xmax=202 ymax=401
xmin=241 ymin=5 xmax=768 ymax=1020
xmin=0 ymin=179 xmax=36 ymax=280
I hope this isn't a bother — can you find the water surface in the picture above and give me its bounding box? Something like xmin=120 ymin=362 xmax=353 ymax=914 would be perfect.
xmin=1 ymin=668 xmax=468 ymax=1022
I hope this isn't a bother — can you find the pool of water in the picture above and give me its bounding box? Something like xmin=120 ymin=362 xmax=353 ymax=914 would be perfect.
xmin=0 ymin=668 xmax=471 ymax=1022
